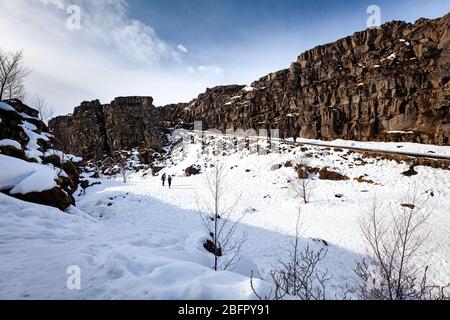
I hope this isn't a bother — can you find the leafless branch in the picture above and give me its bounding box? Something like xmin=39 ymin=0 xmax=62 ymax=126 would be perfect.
xmin=33 ymin=95 xmax=54 ymax=124
xmin=196 ymin=157 xmax=246 ymax=271
xmin=0 ymin=49 xmax=30 ymax=101
xmin=354 ymin=190 xmax=447 ymax=300
xmin=253 ymin=210 xmax=330 ymax=300
xmin=290 ymin=155 xmax=315 ymax=204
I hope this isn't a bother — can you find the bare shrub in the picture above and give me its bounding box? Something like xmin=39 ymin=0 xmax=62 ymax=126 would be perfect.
xmin=290 ymin=155 xmax=315 ymax=204
xmin=355 ymin=192 xmax=449 ymax=300
xmin=33 ymin=95 xmax=54 ymax=125
xmin=196 ymin=157 xmax=246 ymax=271
xmin=5 ymin=78 xmax=25 ymax=101
xmin=119 ymin=157 xmax=128 ymax=183
xmin=253 ymin=211 xmax=330 ymax=300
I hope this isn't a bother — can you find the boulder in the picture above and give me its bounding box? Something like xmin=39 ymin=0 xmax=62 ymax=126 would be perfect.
xmin=271 ymin=164 xmax=283 ymax=171
xmin=203 ymin=239 xmax=222 ymax=257
xmin=42 ymin=154 xmax=62 ymax=168
xmin=12 ymin=187 xmax=75 ymax=211
xmin=185 ymin=164 xmax=202 ymax=177
xmin=0 ymin=145 xmax=27 ymax=161
xmin=319 ymin=168 xmax=350 ymax=181
xmin=402 ymin=165 xmax=418 ymax=177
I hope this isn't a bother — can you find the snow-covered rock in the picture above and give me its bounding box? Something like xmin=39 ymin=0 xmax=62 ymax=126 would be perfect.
xmin=0 ymin=100 xmax=80 ymax=210
xmin=0 ymin=139 xmax=21 ymax=149
xmin=0 ymin=154 xmax=57 ymax=193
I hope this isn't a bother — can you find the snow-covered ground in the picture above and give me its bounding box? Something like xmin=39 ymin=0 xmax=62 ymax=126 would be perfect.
xmin=294 ymin=137 xmax=450 ymax=158
xmin=1 ymin=132 xmax=449 ymax=299
xmin=0 ymin=192 xmax=271 ymax=299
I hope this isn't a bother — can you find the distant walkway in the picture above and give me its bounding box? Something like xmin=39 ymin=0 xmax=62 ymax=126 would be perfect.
xmin=187 ymin=130 xmax=450 ymax=162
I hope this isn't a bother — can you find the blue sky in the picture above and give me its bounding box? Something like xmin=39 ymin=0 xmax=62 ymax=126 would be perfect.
xmin=0 ymin=0 xmax=449 ymax=114
xmin=128 ymin=0 xmax=450 ymax=75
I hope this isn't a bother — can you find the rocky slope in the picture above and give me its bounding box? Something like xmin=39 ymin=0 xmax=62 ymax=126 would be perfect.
xmin=0 ymin=100 xmax=80 ymax=210
xmin=161 ymin=14 xmax=450 ymax=145
xmin=49 ymin=96 xmax=166 ymax=160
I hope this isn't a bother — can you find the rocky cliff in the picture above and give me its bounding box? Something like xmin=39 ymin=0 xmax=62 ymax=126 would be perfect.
xmin=49 ymin=96 xmax=166 ymax=160
xmin=161 ymin=14 xmax=450 ymax=145
xmin=49 ymin=13 xmax=450 ymax=161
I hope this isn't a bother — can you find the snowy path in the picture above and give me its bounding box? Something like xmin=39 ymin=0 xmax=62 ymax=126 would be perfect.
xmin=0 ymin=185 xmax=268 ymax=299
xmin=0 ymin=174 xmax=364 ymax=299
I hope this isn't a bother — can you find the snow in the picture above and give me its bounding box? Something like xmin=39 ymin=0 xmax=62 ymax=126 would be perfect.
xmin=0 ymin=101 xmax=16 ymax=112
xmin=387 ymin=130 xmax=414 ymax=134
xmin=42 ymin=132 xmax=54 ymax=139
xmin=0 ymin=139 xmax=22 ymax=149
xmin=290 ymin=137 xmax=450 ymax=158
xmin=387 ymin=52 xmax=397 ymax=60
xmin=0 ymin=190 xmax=271 ymax=299
xmin=399 ymin=39 xmax=411 ymax=46
xmin=0 ymin=154 xmax=57 ymax=194
xmin=19 ymin=112 xmax=39 ymax=120
xmin=147 ymin=133 xmax=450 ymax=293
xmin=67 ymin=155 xmax=83 ymax=163
xmin=20 ymin=121 xmax=50 ymax=162
xmin=0 ymin=132 xmax=449 ymax=299
xmin=44 ymin=149 xmax=83 ymax=163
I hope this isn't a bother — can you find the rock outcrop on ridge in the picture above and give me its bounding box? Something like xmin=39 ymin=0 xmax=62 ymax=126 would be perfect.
xmin=49 ymin=97 xmax=166 ymax=160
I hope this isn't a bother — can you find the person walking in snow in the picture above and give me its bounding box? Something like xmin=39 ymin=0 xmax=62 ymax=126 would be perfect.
xmin=168 ymin=175 xmax=172 ymax=189
xmin=161 ymin=173 xmax=167 ymax=186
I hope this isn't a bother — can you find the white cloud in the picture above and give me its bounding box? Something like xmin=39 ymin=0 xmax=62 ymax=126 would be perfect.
xmin=0 ymin=0 xmax=222 ymax=114
xmin=35 ymin=0 xmax=66 ymax=10
xmin=177 ymin=44 xmax=189 ymax=53
xmin=188 ymin=65 xmax=224 ymax=76
xmin=31 ymin=0 xmax=174 ymax=65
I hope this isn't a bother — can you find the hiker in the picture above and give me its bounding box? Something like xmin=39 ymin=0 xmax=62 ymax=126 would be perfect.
xmin=161 ymin=173 xmax=167 ymax=186
xmin=168 ymin=175 xmax=172 ymax=189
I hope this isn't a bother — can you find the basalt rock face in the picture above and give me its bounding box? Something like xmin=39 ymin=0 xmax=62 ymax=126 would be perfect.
xmin=161 ymin=14 xmax=450 ymax=145
xmin=104 ymin=97 xmax=165 ymax=152
xmin=161 ymin=85 xmax=246 ymax=129
xmin=0 ymin=99 xmax=80 ymax=211
xmin=50 ymin=100 xmax=108 ymax=160
xmin=49 ymin=97 xmax=166 ymax=160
